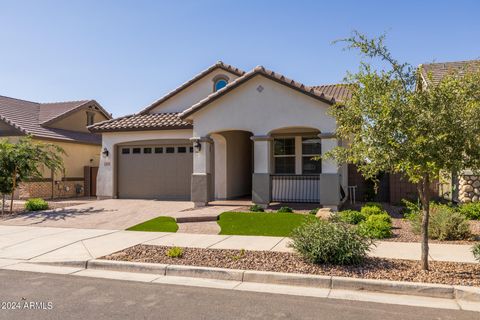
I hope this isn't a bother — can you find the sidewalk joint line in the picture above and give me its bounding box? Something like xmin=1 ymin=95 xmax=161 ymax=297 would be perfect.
xmin=206 ymin=235 xmax=232 ymax=249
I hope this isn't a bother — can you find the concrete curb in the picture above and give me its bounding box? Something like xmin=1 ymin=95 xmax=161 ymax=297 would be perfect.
xmin=82 ymin=259 xmax=480 ymax=302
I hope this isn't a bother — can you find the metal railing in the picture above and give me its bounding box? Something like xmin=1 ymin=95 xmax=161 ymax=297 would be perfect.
xmin=271 ymin=175 xmax=320 ymax=203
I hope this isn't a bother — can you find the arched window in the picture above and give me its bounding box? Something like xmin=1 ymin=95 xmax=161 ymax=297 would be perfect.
xmin=214 ymin=78 xmax=228 ymax=92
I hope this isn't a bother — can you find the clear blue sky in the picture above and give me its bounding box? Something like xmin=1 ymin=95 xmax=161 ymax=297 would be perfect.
xmin=1 ymin=0 xmax=479 ymax=117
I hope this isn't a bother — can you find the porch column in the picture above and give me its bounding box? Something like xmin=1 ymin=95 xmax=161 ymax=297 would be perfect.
xmin=251 ymin=135 xmax=272 ymax=208
xmin=191 ymin=136 xmax=213 ymax=207
xmin=318 ymin=132 xmax=340 ymax=208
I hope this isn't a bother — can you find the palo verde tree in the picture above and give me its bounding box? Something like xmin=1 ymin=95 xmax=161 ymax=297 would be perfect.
xmin=0 ymin=137 xmax=65 ymax=214
xmin=326 ymin=31 xmax=480 ymax=270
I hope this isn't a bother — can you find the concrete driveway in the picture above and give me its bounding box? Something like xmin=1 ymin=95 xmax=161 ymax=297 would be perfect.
xmin=0 ymin=199 xmax=194 ymax=229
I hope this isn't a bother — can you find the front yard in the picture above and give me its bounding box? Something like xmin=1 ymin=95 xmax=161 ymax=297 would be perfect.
xmin=127 ymin=216 xmax=179 ymax=232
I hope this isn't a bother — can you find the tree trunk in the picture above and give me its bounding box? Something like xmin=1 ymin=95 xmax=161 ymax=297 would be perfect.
xmin=9 ymin=167 xmax=16 ymax=215
xmin=417 ymin=175 xmax=430 ymax=271
xmin=1 ymin=194 xmax=4 ymax=215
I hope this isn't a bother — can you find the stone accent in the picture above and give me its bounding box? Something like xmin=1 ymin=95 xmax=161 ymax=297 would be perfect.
xmin=458 ymin=175 xmax=480 ymax=203
xmin=252 ymin=173 xmax=271 ymax=208
xmin=18 ymin=180 xmax=85 ymax=199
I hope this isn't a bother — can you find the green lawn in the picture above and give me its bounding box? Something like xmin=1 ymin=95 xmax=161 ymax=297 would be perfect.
xmin=217 ymin=212 xmax=316 ymax=237
xmin=126 ymin=216 xmax=178 ymax=232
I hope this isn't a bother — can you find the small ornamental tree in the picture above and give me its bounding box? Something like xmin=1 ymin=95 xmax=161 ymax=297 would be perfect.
xmin=326 ymin=31 xmax=480 ymax=270
xmin=0 ymin=137 xmax=65 ymax=214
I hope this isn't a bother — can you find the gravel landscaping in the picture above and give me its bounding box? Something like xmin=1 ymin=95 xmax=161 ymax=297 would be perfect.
xmin=102 ymin=245 xmax=480 ymax=287
xmin=0 ymin=201 xmax=79 ymax=219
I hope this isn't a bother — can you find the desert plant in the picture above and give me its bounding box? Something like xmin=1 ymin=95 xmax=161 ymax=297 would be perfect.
xmin=473 ymin=243 xmax=480 ymax=262
xmin=309 ymin=208 xmax=319 ymax=215
xmin=331 ymin=210 xmax=366 ymax=225
xmin=458 ymin=202 xmax=480 ymax=220
xmin=277 ymin=206 xmax=293 ymax=213
xmin=408 ymin=204 xmax=470 ymax=240
xmin=24 ymin=198 xmax=49 ymax=211
xmin=166 ymin=247 xmax=184 ymax=258
xmin=360 ymin=205 xmax=384 ymax=217
xmin=289 ymin=219 xmax=373 ymax=265
xmin=249 ymin=204 xmax=264 ymax=212
xmin=357 ymin=213 xmax=392 ymax=239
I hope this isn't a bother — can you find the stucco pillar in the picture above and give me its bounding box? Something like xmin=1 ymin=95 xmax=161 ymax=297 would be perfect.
xmin=191 ymin=136 xmax=213 ymax=207
xmin=318 ymin=132 xmax=340 ymax=208
xmin=251 ymin=135 xmax=272 ymax=208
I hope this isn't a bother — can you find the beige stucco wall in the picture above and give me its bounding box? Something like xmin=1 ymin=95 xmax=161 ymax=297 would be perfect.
xmin=148 ymin=69 xmax=241 ymax=114
xmin=50 ymin=109 xmax=109 ymax=132
xmin=96 ymin=129 xmax=193 ymax=198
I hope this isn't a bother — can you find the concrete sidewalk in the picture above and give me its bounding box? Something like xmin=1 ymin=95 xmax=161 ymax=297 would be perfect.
xmin=0 ymin=225 xmax=476 ymax=266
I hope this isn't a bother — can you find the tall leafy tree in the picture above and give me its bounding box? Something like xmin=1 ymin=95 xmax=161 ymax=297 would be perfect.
xmin=0 ymin=137 xmax=65 ymax=214
xmin=327 ymin=32 xmax=480 ymax=270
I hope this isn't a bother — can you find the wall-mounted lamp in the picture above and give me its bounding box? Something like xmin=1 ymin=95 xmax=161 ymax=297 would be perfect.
xmin=193 ymin=140 xmax=201 ymax=152
xmin=102 ymin=147 xmax=109 ymax=157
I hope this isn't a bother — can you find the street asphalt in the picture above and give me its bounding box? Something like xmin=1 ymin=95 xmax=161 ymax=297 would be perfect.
xmin=0 ymin=270 xmax=477 ymax=320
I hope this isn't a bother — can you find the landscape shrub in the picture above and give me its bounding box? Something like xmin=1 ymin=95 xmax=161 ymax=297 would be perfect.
xmin=364 ymin=202 xmax=383 ymax=209
xmin=249 ymin=204 xmax=264 ymax=212
xmin=309 ymin=208 xmax=319 ymax=215
xmin=473 ymin=243 xmax=480 ymax=262
xmin=277 ymin=206 xmax=293 ymax=213
xmin=357 ymin=213 xmax=392 ymax=239
xmin=166 ymin=247 xmax=184 ymax=258
xmin=408 ymin=204 xmax=471 ymax=240
xmin=25 ymin=198 xmax=49 ymax=211
xmin=289 ymin=219 xmax=373 ymax=265
xmin=458 ymin=202 xmax=480 ymax=220
xmin=360 ymin=205 xmax=384 ymax=217
xmin=331 ymin=210 xmax=366 ymax=225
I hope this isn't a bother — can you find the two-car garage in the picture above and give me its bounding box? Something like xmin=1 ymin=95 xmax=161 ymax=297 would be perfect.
xmin=117 ymin=140 xmax=193 ymax=200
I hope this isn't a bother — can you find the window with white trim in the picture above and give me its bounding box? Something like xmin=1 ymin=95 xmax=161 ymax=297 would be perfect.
xmin=273 ymin=138 xmax=295 ymax=174
xmin=302 ymin=137 xmax=321 ymax=174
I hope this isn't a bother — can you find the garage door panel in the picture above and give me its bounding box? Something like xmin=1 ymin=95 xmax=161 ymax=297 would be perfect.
xmin=118 ymin=144 xmax=193 ymax=200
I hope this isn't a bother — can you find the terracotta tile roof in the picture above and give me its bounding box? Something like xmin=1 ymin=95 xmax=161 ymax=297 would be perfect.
xmin=139 ymin=61 xmax=245 ymax=114
xmin=312 ymin=84 xmax=352 ymax=102
xmin=88 ymin=113 xmax=192 ymax=133
xmin=0 ymin=95 xmax=109 ymax=144
xmin=180 ymin=66 xmax=339 ymax=119
xmin=420 ymin=60 xmax=480 ymax=85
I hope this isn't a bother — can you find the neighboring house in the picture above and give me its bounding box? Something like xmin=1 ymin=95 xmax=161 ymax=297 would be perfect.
xmin=0 ymin=96 xmax=112 ymax=199
xmin=419 ymin=59 xmax=480 ymax=204
xmin=90 ymin=61 xmax=350 ymax=208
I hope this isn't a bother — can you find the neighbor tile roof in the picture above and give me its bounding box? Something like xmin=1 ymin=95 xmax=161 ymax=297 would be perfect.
xmin=420 ymin=60 xmax=480 ymax=85
xmin=180 ymin=66 xmax=339 ymax=119
xmin=312 ymin=84 xmax=352 ymax=102
xmin=0 ymin=95 xmax=109 ymax=144
xmin=88 ymin=113 xmax=192 ymax=133
xmin=139 ymin=61 xmax=245 ymax=114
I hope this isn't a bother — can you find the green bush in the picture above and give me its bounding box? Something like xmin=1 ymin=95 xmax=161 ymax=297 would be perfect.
xmin=25 ymin=198 xmax=49 ymax=211
xmin=357 ymin=213 xmax=392 ymax=239
xmin=277 ymin=206 xmax=293 ymax=213
xmin=166 ymin=247 xmax=184 ymax=258
xmin=249 ymin=204 xmax=265 ymax=212
xmin=360 ymin=205 xmax=384 ymax=217
xmin=289 ymin=219 xmax=373 ymax=265
xmin=364 ymin=202 xmax=383 ymax=209
xmin=309 ymin=208 xmax=319 ymax=215
xmin=458 ymin=202 xmax=480 ymax=220
xmin=331 ymin=210 xmax=366 ymax=225
xmin=473 ymin=243 xmax=480 ymax=262
xmin=408 ymin=204 xmax=471 ymax=240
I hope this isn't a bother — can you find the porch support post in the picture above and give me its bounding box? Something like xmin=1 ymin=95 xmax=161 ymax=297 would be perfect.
xmin=190 ymin=136 xmax=213 ymax=207
xmin=318 ymin=133 xmax=341 ymax=209
xmin=251 ymin=135 xmax=272 ymax=208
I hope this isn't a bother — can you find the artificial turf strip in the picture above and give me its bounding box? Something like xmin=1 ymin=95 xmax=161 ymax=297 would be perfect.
xmin=217 ymin=212 xmax=316 ymax=237
xmin=126 ymin=216 xmax=178 ymax=232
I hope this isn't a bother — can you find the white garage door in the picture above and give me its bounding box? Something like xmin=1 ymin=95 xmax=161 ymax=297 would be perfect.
xmin=117 ymin=144 xmax=193 ymax=199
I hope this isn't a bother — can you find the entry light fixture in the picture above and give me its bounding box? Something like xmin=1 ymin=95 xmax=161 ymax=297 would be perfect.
xmin=102 ymin=147 xmax=109 ymax=157
xmin=193 ymin=140 xmax=201 ymax=152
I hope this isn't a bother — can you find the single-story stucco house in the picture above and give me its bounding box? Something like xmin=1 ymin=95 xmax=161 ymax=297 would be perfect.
xmin=89 ymin=62 xmax=351 ymax=208
xmin=0 ymin=96 xmax=112 ymax=199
